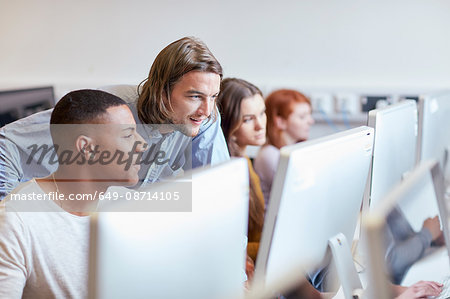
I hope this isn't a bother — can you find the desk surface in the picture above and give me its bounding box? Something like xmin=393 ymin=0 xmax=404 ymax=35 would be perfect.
xmin=401 ymin=246 xmax=450 ymax=286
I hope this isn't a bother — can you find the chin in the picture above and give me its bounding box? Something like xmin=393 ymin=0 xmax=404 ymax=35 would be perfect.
xmin=186 ymin=127 xmax=200 ymax=137
xmin=117 ymin=173 xmax=139 ymax=187
xmin=177 ymin=124 xmax=199 ymax=137
xmin=124 ymin=178 xmax=139 ymax=187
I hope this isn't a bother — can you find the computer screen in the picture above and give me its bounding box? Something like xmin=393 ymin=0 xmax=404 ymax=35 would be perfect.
xmin=417 ymin=93 xmax=450 ymax=180
xmin=366 ymin=100 xmax=418 ymax=209
xmin=89 ymin=158 xmax=249 ymax=299
xmin=0 ymin=86 xmax=55 ymax=127
xmin=362 ymin=160 xmax=449 ymax=299
xmin=254 ymin=126 xmax=374 ymax=290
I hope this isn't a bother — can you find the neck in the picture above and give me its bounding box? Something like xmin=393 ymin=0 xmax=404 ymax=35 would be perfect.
xmin=279 ymin=131 xmax=297 ymax=148
xmin=52 ymin=168 xmax=107 ymax=216
xmin=234 ymin=145 xmax=247 ymax=157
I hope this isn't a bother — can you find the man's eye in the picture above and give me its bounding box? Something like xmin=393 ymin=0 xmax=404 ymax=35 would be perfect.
xmin=123 ymin=135 xmax=132 ymax=138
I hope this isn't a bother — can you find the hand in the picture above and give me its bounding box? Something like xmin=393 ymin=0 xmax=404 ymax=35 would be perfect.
xmin=432 ymin=232 xmax=446 ymax=247
xmin=422 ymin=216 xmax=442 ymax=241
xmin=395 ymin=281 xmax=443 ymax=299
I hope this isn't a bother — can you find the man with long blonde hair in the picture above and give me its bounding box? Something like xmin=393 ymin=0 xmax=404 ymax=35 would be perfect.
xmin=0 ymin=36 xmax=229 ymax=197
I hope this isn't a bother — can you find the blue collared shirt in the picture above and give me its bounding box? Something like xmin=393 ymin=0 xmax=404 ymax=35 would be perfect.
xmin=0 ymin=85 xmax=230 ymax=199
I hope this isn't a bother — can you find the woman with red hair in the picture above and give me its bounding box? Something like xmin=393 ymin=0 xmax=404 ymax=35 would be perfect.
xmin=254 ymin=89 xmax=314 ymax=206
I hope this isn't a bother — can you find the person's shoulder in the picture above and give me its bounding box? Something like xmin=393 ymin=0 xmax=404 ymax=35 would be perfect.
xmin=256 ymin=144 xmax=279 ymax=159
xmin=254 ymin=144 xmax=280 ymax=173
xmin=97 ymin=85 xmax=139 ymax=104
xmin=3 ymin=180 xmax=48 ymax=212
xmin=7 ymin=179 xmax=43 ymax=196
xmin=265 ymin=144 xmax=280 ymax=154
xmin=1 ymin=109 xmax=52 ymax=133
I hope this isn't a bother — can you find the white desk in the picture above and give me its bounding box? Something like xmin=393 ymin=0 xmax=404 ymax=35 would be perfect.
xmin=401 ymin=178 xmax=450 ymax=285
xmin=401 ymin=246 xmax=450 ymax=286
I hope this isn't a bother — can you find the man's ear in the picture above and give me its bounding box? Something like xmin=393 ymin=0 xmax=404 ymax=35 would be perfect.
xmin=274 ymin=115 xmax=287 ymax=130
xmin=75 ymin=135 xmax=93 ymax=155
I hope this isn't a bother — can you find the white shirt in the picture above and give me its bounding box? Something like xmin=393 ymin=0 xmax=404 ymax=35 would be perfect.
xmin=0 ymin=179 xmax=90 ymax=299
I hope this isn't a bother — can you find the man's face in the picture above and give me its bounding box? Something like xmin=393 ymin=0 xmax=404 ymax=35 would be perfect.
xmin=90 ymin=105 xmax=147 ymax=187
xmin=168 ymin=71 xmax=221 ymax=137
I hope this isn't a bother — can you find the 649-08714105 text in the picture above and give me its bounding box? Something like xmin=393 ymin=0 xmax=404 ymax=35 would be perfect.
xmin=99 ymin=191 xmax=180 ymax=201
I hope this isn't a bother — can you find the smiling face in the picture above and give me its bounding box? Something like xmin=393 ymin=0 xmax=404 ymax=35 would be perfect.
xmin=168 ymin=71 xmax=221 ymax=137
xmin=285 ymin=102 xmax=314 ymax=142
xmin=89 ymin=105 xmax=147 ymax=187
xmin=233 ymin=94 xmax=267 ymax=149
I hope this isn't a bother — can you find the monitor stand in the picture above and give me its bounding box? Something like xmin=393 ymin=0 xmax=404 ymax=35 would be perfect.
xmin=328 ymin=233 xmax=364 ymax=299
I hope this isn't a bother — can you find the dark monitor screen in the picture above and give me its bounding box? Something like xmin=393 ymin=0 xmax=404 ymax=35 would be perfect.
xmin=0 ymin=86 xmax=55 ymax=127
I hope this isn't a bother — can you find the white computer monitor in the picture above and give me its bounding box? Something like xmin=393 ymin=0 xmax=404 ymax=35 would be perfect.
xmin=362 ymin=160 xmax=450 ymax=299
xmin=365 ymin=100 xmax=418 ymax=209
xmin=88 ymin=158 xmax=250 ymax=299
xmin=254 ymin=126 xmax=374 ymax=298
xmin=417 ymin=93 xmax=450 ymax=181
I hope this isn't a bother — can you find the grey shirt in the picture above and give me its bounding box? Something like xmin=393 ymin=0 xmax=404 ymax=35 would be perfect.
xmin=385 ymin=206 xmax=433 ymax=284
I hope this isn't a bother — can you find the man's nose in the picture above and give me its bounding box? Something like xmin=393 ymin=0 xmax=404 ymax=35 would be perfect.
xmin=198 ymin=97 xmax=214 ymax=116
xmin=135 ymin=134 xmax=148 ymax=152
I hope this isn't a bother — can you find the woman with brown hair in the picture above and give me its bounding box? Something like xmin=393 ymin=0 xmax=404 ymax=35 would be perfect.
xmin=218 ymin=78 xmax=266 ymax=263
xmin=253 ymin=89 xmax=314 ymax=207
xmin=218 ymin=79 xmax=323 ymax=298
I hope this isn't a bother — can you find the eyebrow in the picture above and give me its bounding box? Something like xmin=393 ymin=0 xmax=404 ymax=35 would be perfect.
xmin=242 ymin=108 xmax=266 ymax=117
xmin=185 ymin=90 xmax=205 ymax=95
xmin=242 ymin=114 xmax=256 ymax=118
xmin=185 ymin=90 xmax=219 ymax=96
xmin=121 ymin=127 xmax=135 ymax=132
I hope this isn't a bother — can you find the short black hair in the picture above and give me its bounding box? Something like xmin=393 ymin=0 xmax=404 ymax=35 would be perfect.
xmin=50 ymin=89 xmax=127 ymax=124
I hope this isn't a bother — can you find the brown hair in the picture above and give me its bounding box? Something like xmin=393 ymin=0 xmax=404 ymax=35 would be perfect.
xmin=265 ymin=89 xmax=311 ymax=148
xmin=218 ymin=78 xmax=263 ymax=157
xmin=217 ymin=78 xmax=265 ymax=238
xmin=137 ymin=36 xmax=223 ymax=124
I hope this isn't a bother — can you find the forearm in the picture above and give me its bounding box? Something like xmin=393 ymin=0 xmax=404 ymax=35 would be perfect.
xmin=391 ymin=284 xmax=407 ymax=296
xmin=386 ymin=229 xmax=432 ymax=282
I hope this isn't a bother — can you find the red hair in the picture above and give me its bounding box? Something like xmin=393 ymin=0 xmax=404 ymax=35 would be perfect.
xmin=265 ymin=89 xmax=311 ymax=149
